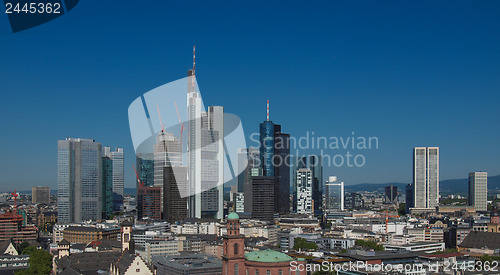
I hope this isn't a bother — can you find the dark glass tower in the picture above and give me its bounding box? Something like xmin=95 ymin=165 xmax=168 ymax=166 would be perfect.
xmin=309 ymin=155 xmax=323 ymax=215
xmin=259 ymin=121 xmax=275 ymax=177
xmin=102 ymin=157 xmax=114 ymax=219
xmin=136 ymin=153 xmax=154 ymax=188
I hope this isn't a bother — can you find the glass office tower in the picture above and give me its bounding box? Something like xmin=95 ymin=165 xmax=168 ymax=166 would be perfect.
xmin=58 ymin=138 xmax=102 ymax=223
xmin=324 ymin=176 xmax=344 ymax=212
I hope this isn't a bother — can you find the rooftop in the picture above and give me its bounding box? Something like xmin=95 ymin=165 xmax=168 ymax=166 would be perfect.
xmin=244 ymin=249 xmax=293 ymax=263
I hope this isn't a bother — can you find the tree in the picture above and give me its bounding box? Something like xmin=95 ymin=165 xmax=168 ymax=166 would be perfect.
xmin=355 ymin=239 xmax=384 ymax=251
xmin=293 ymin=237 xmax=319 ymax=251
xmin=398 ymin=203 xmax=406 ymax=216
xmin=15 ymin=246 xmax=52 ymax=275
xmin=17 ymin=242 xmax=30 ymax=254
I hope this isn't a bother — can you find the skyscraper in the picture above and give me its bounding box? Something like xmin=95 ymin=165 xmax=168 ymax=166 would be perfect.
xmin=101 ymin=156 xmax=113 ymax=219
xmin=468 ymin=171 xmax=488 ymax=212
xmin=296 ymin=168 xmax=313 ymax=214
xmin=251 ymin=176 xmax=275 ymax=221
xmin=58 ymin=138 xmax=102 ymax=223
xmin=258 ymin=102 xmax=290 ymax=215
xmin=137 ymin=186 xmax=161 ymax=220
xmin=324 ymin=176 xmax=344 ymax=212
xmin=413 ymin=147 xmax=439 ymax=209
xmin=154 ymin=131 xmax=182 ymax=218
xmin=385 ymin=185 xmax=398 ymax=204
xmin=103 ymin=147 xmax=124 ymax=212
xmin=243 ymin=147 xmax=260 ymax=213
xmin=187 ymin=55 xmax=224 ymax=219
xmin=309 ymin=155 xmax=323 ymax=214
xmin=405 ymin=183 xmax=414 ymax=214
xmin=136 ymin=153 xmax=154 ymax=188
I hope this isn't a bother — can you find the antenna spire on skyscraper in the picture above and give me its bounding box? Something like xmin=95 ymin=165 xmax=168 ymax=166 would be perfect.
xmin=267 ymin=100 xmax=269 ymax=121
xmin=193 ymin=44 xmax=196 ymax=72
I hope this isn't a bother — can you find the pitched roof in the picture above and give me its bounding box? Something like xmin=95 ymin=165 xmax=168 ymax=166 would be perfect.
xmin=0 ymin=239 xmax=17 ymax=255
xmin=459 ymin=231 xmax=500 ymax=250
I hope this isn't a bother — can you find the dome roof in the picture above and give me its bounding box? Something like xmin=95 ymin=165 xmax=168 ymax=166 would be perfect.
xmin=244 ymin=249 xmax=293 ymax=263
xmin=227 ymin=212 xmax=239 ymax=220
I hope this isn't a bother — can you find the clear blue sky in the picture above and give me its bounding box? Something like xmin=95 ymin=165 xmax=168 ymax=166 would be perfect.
xmin=1 ymin=1 xmax=499 ymax=191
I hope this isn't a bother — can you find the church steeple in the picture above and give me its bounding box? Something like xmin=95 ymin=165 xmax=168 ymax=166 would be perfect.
xmin=222 ymin=212 xmax=245 ymax=275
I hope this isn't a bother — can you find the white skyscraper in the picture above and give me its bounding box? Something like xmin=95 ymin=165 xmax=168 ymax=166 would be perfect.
xmin=413 ymin=147 xmax=439 ymax=209
xmin=58 ymin=138 xmax=102 ymax=223
xmin=103 ymin=147 xmax=124 ymax=211
xmin=187 ymin=52 xmax=224 ymax=219
xmin=325 ymin=176 xmax=344 ymax=211
xmin=469 ymin=171 xmax=488 ymax=212
xmin=296 ymin=168 xmax=313 ymax=214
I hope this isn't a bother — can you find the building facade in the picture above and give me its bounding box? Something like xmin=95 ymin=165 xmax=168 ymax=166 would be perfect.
xmin=468 ymin=171 xmax=487 ymax=212
xmin=296 ymin=169 xmax=313 ymax=214
xmin=251 ymin=176 xmax=275 ymax=221
xmin=103 ymin=147 xmax=124 ymax=212
xmin=58 ymin=138 xmax=102 ymax=223
xmin=413 ymin=147 xmax=439 ymax=210
xmin=137 ymin=186 xmax=161 ymax=220
xmin=325 ymin=176 xmax=344 ymax=212
xmin=32 ymin=186 xmax=50 ymax=205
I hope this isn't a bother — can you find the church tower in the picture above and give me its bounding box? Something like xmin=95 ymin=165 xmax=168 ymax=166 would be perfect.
xmin=222 ymin=212 xmax=245 ymax=275
xmin=120 ymin=220 xmax=134 ymax=253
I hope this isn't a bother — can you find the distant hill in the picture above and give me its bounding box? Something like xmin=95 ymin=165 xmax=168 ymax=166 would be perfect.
xmin=345 ymin=175 xmax=500 ymax=195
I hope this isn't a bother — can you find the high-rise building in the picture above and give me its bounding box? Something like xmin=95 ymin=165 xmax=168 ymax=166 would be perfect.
xmin=136 ymin=153 xmax=154 ymax=188
xmin=101 ymin=156 xmax=113 ymax=219
xmin=103 ymin=147 xmax=124 ymax=212
xmin=187 ymin=62 xmax=224 ymax=219
xmin=154 ymin=131 xmax=182 ymax=219
xmin=32 ymin=186 xmax=50 ymax=205
xmin=292 ymin=156 xmax=308 ymax=212
xmin=405 ymin=183 xmax=414 ymax=214
xmin=385 ymin=185 xmax=398 ymax=204
xmin=413 ymin=147 xmax=439 ymax=210
xmin=296 ymin=169 xmax=313 ymax=214
xmin=251 ymin=176 xmax=275 ymax=221
xmin=0 ymin=210 xmax=37 ymax=244
xmin=58 ymin=138 xmax=102 ymax=223
xmin=163 ymin=166 xmax=188 ymax=222
xmin=137 ymin=186 xmax=161 ymax=220
xmin=324 ymin=176 xmax=344 ymax=212
xmin=468 ymin=172 xmax=488 ymax=212
xmin=243 ymin=147 xmax=260 ymax=214
xmin=274 ymin=125 xmax=290 ymax=214
xmin=309 ymin=155 xmax=323 ymax=214
xmin=258 ymin=103 xmax=290 ymax=215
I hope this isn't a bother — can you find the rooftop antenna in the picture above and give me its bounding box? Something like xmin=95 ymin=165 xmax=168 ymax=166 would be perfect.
xmin=267 ymin=100 xmax=269 ymax=121
xmin=193 ymin=44 xmax=196 ymax=72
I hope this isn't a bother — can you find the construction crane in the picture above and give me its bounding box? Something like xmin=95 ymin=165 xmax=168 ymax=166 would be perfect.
xmin=174 ymin=101 xmax=185 ymax=150
xmin=385 ymin=210 xmax=399 ymax=234
xmin=11 ymin=190 xmax=18 ymax=209
xmin=156 ymin=104 xmax=165 ymax=132
xmin=132 ymin=164 xmax=144 ymax=187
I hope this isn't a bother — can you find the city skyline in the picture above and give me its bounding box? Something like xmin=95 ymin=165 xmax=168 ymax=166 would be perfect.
xmin=2 ymin=1 xmax=500 ymax=190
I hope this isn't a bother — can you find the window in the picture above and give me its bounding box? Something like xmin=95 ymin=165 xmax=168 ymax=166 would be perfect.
xmin=136 ymin=269 xmax=140 ymax=272
xmin=255 ymin=270 xmax=259 ymax=275
xmin=279 ymin=270 xmax=283 ymax=275
xmin=234 ymin=243 xmax=238 ymax=255
xmin=235 ymin=263 xmax=239 ymax=275
xmin=267 ymin=270 xmax=270 ymax=275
